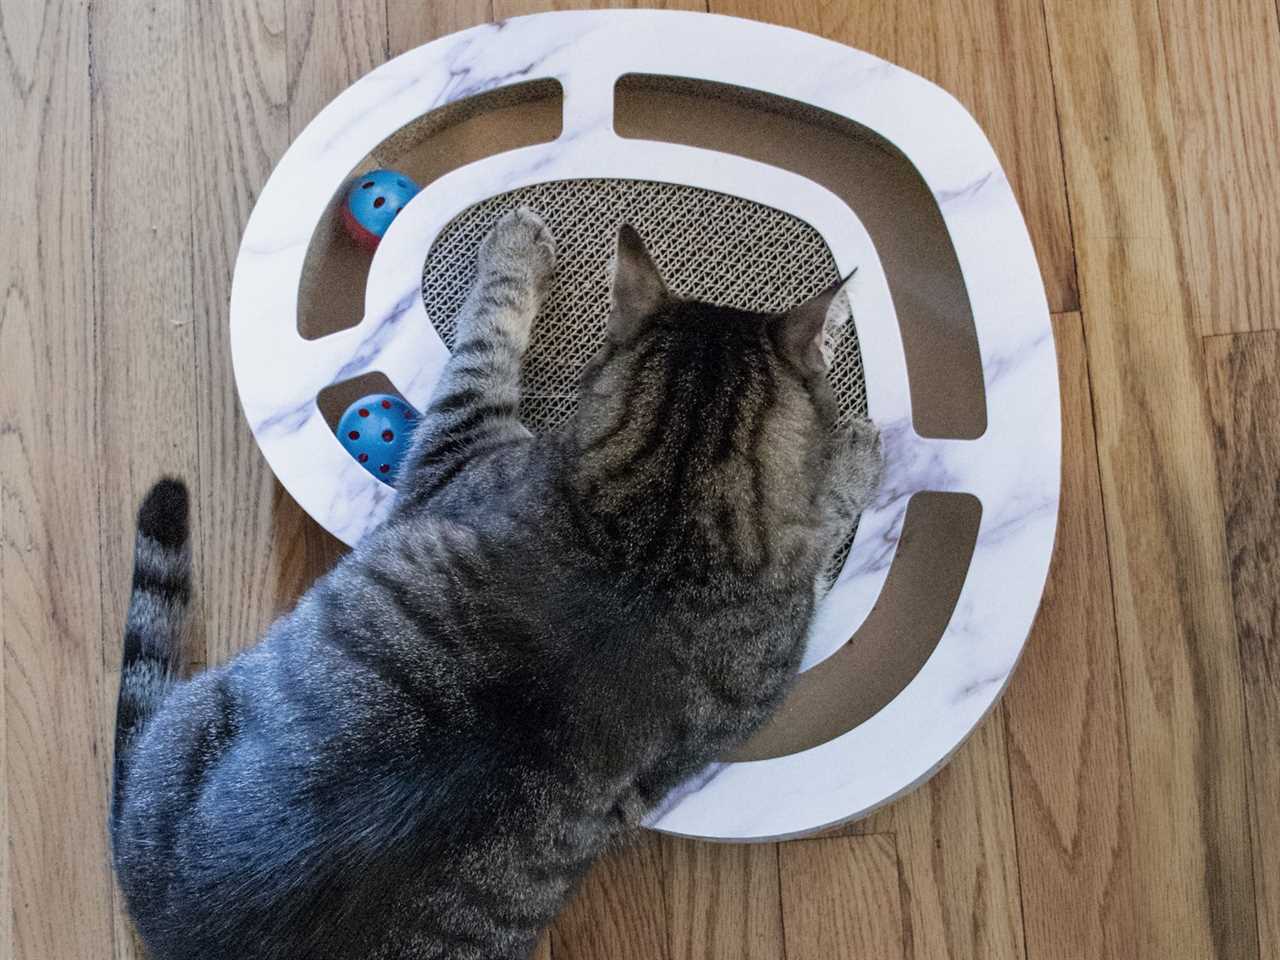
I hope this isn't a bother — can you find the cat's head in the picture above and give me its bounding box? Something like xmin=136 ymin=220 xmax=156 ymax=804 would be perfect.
xmin=574 ymin=224 xmax=853 ymax=507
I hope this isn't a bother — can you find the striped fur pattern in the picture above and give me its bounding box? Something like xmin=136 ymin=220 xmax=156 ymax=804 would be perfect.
xmin=112 ymin=477 xmax=190 ymax=822
xmin=110 ymin=210 xmax=882 ymax=960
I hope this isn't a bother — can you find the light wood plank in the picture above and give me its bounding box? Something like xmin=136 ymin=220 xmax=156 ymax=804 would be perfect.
xmin=878 ymin=713 xmax=1027 ymax=960
xmin=1042 ymin=1 xmax=1258 ymax=958
xmin=495 ymin=0 xmax=707 ymax=15
xmin=710 ymin=0 xmax=1077 ymax=314
xmin=90 ymin=0 xmax=202 ymax=663
xmin=662 ymin=837 xmax=783 ymax=960
xmin=779 ymin=834 xmax=905 ymax=960
xmin=1001 ymin=313 xmax=1139 ymax=960
xmin=285 ymin=0 xmax=387 ymax=136
xmin=0 ymin=466 xmax=7 ymax=960
xmin=551 ymin=833 xmax=670 ymax=960
xmin=387 ymin=0 xmax=493 ymax=57
xmin=89 ymin=3 xmax=205 ymax=953
xmin=1204 ymin=331 xmax=1280 ymax=960
xmin=1159 ymin=0 xmax=1280 ymax=334
xmin=186 ymin=0 xmax=328 ymax=668
xmin=0 ymin=2 xmax=116 ymax=958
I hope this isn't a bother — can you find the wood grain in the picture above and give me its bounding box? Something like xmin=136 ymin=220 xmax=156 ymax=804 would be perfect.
xmin=1204 ymin=331 xmax=1280 ymax=960
xmin=494 ymin=0 xmax=708 ymax=15
xmin=710 ymin=0 xmax=1077 ymax=314
xmin=552 ymin=833 xmax=671 ymax=960
xmin=1158 ymin=0 xmax=1280 ymax=334
xmin=185 ymin=0 xmax=325 ymax=671
xmin=1043 ymin=1 xmax=1258 ymax=957
xmin=0 ymin=2 xmax=116 ymax=958
xmin=877 ymin=712 xmax=1027 ymax=960
xmin=1001 ymin=314 xmax=1139 ymax=960
xmin=387 ymin=0 xmax=493 ymax=56
xmin=89 ymin=0 xmax=202 ymax=663
xmin=89 ymin=3 xmax=206 ymax=954
xmin=0 ymin=477 xmax=7 ymax=960
xmin=662 ymin=837 xmax=784 ymax=960
xmin=285 ymin=0 xmax=387 ymax=136
xmin=779 ymin=834 xmax=905 ymax=960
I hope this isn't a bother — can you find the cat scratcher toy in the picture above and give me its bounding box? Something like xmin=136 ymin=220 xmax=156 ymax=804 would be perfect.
xmin=230 ymin=10 xmax=1060 ymax=840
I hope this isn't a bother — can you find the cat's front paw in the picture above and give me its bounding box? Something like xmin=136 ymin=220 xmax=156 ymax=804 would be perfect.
xmin=478 ymin=207 xmax=557 ymax=292
xmin=835 ymin=418 xmax=884 ymax=511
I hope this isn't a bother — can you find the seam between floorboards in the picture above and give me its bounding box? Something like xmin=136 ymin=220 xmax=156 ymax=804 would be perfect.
xmin=1037 ymin=0 xmax=1082 ymax=315
xmin=775 ymin=839 xmax=789 ymax=960
xmin=1198 ymin=334 xmax=1267 ymax=960
xmin=1201 ymin=329 xmax=1280 ymax=343
xmin=999 ymin=701 xmax=1033 ymax=960
xmin=1069 ymin=305 xmax=1147 ymax=958
xmin=84 ymin=2 xmax=123 ymax=958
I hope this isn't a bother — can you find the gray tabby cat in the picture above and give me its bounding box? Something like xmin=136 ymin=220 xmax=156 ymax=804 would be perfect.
xmin=111 ymin=209 xmax=882 ymax=960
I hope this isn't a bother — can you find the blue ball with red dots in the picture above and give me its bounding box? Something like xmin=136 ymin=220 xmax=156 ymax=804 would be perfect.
xmin=337 ymin=394 xmax=420 ymax=485
xmin=340 ymin=169 xmax=420 ymax=250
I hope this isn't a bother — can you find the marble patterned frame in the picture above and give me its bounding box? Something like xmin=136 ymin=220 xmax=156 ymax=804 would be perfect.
xmin=230 ymin=10 xmax=1059 ymax=840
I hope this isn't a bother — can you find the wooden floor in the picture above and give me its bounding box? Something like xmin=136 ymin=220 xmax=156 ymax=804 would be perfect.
xmin=2 ymin=1 xmax=1277 ymax=957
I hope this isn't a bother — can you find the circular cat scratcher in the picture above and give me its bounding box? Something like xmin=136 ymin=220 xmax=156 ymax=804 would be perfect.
xmin=230 ymin=10 xmax=1060 ymax=841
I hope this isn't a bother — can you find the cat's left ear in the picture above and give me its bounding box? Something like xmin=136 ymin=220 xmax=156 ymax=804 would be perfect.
xmin=775 ymin=270 xmax=857 ymax=372
xmin=608 ymin=224 xmax=669 ymax=341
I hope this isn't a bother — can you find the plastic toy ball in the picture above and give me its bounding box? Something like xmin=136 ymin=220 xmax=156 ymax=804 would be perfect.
xmin=337 ymin=394 xmax=420 ymax=484
xmin=340 ymin=169 xmax=421 ymax=250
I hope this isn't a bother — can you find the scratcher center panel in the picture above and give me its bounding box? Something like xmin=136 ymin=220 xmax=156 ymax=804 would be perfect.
xmin=421 ymin=178 xmax=867 ymax=433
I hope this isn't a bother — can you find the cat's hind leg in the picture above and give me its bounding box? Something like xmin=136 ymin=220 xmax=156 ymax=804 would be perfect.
xmin=398 ymin=208 xmax=555 ymax=505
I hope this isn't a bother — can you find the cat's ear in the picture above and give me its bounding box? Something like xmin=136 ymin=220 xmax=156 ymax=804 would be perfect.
xmin=776 ymin=270 xmax=857 ymax=372
xmin=608 ymin=224 xmax=669 ymax=341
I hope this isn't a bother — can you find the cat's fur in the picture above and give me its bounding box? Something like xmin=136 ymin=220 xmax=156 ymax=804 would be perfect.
xmin=110 ymin=210 xmax=882 ymax=960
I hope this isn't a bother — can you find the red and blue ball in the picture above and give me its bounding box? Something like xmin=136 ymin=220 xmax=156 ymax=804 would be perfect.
xmin=340 ymin=169 xmax=421 ymax=251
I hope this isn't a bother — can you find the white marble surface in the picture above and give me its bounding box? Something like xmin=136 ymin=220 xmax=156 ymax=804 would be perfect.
xmin=229 ymin=10 xmax=1059 ymax=841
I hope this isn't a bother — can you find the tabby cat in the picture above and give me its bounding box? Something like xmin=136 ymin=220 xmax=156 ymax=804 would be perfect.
xmin=110 ymin=210 xmax=882 ymax=959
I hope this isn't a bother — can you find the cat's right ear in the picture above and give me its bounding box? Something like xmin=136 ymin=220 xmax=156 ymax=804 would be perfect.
xmin=775 ymin=271 xmax=857 ymax=373
xmin=608 ymin=224 xmax=669 ymax=341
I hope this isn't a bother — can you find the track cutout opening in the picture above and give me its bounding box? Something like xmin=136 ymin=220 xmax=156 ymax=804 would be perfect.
xmin=615 ymin=74 xmax=987 ymax=441
xmin=296 ymin=79 xmax=564 ymax=342
xmin=732 ymin=491 xmax=984 ymax=761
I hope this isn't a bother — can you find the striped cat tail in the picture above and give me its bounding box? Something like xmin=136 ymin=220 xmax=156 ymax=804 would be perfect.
xmin=112 ymin=478 xmax=191 ymax=817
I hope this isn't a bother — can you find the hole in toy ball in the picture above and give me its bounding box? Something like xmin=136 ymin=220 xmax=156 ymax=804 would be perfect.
xmin=379 ymin=464 xmax=390 ymax=474
xmin=398 ymin=180 xmax=409 ymax=188
xmin=348 ymin=430 xmax=360 ymax=440
xmin=373 ymin=196 xmax=386 ymax=208
xmin=358 ymin=408 xmax=369 ymax=417
xmin=381 ymin=399 xmax=391 ymax=409
xmin=362 ymin=181 xmax=374 ymax=189
xmin=358 ymin=453 xmax=369 ymax=463
xmin=382 ymin=429 xmax=394 ymax=442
